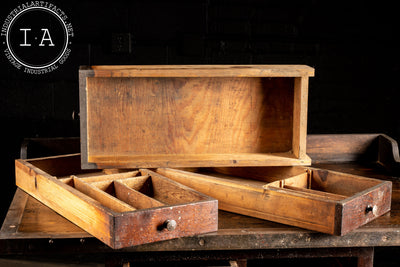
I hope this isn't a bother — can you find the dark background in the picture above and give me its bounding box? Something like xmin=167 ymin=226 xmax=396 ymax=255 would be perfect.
xmin=0 ymin=0 xmax=399 ymax=223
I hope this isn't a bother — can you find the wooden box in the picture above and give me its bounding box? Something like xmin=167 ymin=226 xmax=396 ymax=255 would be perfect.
xmin=79 ymin=65 xmax=314 ymax=169
xmin=157 ymin=167 xmax=392 ymax=235
xmin=15 ymin=154 xmax=218 ymax=249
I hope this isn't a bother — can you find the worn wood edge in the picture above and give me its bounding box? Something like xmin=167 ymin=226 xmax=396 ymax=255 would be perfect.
xmin=21 ymin=152 xmax=80 ymax=162
xmin=292 ymin=76 xmax=309 ymax=158
xmin=89 ymin=153 xmax=312 ymax=169
xmin=306 ymin=133 xmax=380 ymax=163
xmin=0 ymin=188 xmax=28 ymax=239
xmin=72 ymin=177 xmax=136 ymax=213
xmin=119 ymin=227 xmax=400 ymax=252
xmin=333 ymin=202 xmax=343 ymax=236
xmin=79 ymin=171 xmax=140 ymax=183
xmin=378 ymin=134 xmax=400 ymax=173
xmin=113 ymin=180 xmax=165 ymax=209
xmin=81 ymin=65 xmax=315 ymax=77
xmin=79 ymin=69 xmax=97 ymax=170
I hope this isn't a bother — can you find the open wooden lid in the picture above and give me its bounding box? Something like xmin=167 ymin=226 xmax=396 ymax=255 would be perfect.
xmin=79 ymin=65 xmax=314 ymax=169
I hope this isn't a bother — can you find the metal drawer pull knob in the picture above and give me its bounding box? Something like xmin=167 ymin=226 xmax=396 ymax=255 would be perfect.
xmin=164 ymin=220 xmax=177 ymax=231
xmin=365 ymin=205 xmax=373 ymax=214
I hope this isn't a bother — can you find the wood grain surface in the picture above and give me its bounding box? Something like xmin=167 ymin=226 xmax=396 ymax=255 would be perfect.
xmin=80 ymin=65 xmax=314 ymax=168
xmin=86 ymin=77 xmax=293 ymax=154
xmin=82 ymin=65 xmax=315 ymax=78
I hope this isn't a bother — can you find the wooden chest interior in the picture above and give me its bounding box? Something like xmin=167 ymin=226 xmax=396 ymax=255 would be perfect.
xmin=79 ymin=65 xmax=314 ymax=169
xmin=15 ymin=154 xmax=218 ymax=249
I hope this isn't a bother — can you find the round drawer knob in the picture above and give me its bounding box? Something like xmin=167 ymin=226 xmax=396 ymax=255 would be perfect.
xmin=365 ymin=205 xmax=373 ymax=213
xmin=164 ymin=220 xmax=177 ymax=231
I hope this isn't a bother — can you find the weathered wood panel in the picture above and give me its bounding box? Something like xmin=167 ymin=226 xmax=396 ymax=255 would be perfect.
xmin=80 ymin=65 xmax=314 ymax=169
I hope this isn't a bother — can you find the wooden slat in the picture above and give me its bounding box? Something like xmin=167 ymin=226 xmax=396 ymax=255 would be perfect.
xmin=211 ymin=166 xmax=308 ymax=182
xmin=114 ymin=181 xmax=165 ymax=209
xmin=292 ymin=76 xmax=309 ymax=158
xmin=79 ymin=171 xmax=139 ymax=183
xmin=159 ymin=169 xmax=266 ymax=193
xmin=83 ymin=65 xmax=315 ymax=77
xmin=85 ymin=180 xmax=113 ymax=192
xmin=89 ymin=153 xmax=311 ymax=169
xmin=72 ymin=177 xmax=136 ymax=213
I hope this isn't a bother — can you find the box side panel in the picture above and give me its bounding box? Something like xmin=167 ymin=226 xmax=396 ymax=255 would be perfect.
xmin=92 ymin=153 xmax=311 ymax=169
xmin=79 ymin=69 xmax=98 ymax=169
xmin=15 ymin=159 xmax=114 ymax=247
xmin=292 ymin=76 xmax=309 ymax=158
xmin=114 ymin=200 xmax=218 ymax=249
xmin=89 ymin=65 xmax=315 ymax=77
xmin=86 ymin=77 xmax=294 ymax=159
xmin=25 ymin=154 xmax=82 ymax=176
xmin=311 ymin=168 xmax=384 ymax=196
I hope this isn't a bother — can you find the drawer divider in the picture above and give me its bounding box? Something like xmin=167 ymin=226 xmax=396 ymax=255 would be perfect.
xmin=113 ymin=180 xmax=165 ymax=209
xmin=77 ymin=171 xmax=140 ymax=183
xmin=72 ymin=176 xmax=136 ymax=212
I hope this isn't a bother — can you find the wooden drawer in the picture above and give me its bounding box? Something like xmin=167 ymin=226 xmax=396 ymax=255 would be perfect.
xmin=157 ymin=167 xmax=392 ymax=235
xmin=79 ymin=65 xmax=314 ymax=169
xmin=15 ymin=154 xmax=218 ymax=249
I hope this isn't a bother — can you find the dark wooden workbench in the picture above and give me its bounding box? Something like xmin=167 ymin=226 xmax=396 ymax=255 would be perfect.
xmin=0 ymin=134 xmax=399 ymax=266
